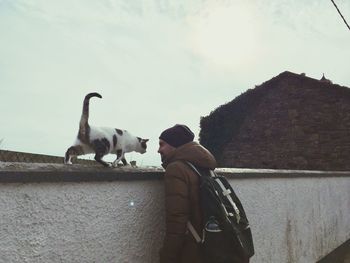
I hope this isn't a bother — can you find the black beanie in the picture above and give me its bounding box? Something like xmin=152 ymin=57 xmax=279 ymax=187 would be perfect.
xmin=159 ymin=124 xmax=195 ymax=148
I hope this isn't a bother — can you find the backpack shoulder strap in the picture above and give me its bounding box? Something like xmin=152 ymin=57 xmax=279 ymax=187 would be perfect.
xmin=184 ymin=161 xmax=204 ymax=244
xmin=187 ymin=221 xmax=202 ymax=243
xmin=185 ymin=161 xmax=215 ymax=178
xmin=185 ymin=161 xmax=201 ymax=177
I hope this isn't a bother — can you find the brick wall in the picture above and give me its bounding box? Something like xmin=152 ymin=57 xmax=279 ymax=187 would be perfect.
xmin=202 ymin=72 xmax=350 ymax=171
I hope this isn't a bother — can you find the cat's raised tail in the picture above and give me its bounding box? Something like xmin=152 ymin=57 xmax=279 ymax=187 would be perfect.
xmin=78 ymin=92 xmax=102 ymax=143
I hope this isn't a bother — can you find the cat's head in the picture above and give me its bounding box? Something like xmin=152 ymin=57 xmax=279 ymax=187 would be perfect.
xmin=137 ymin=138 xmax=149 ymax=154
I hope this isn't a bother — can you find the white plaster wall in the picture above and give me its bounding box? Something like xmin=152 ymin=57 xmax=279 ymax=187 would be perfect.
xmin=0 ymin=181 xmax=165 ymax=263
xmin=0 ymin=174 xmax=349 ymax=263
xmin=231 ymin=176 xmax=350 ymax=263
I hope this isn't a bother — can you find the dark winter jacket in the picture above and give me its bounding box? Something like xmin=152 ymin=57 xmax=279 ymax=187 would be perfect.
xmin=159 ymin=142 xmax=217 ymax=263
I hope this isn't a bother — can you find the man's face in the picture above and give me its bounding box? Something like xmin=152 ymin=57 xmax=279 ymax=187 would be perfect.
xmin=158 ymin=139 xmax=176 ymax=163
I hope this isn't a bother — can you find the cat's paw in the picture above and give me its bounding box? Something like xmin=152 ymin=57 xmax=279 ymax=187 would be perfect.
xmin=64 ymin=161 xmax=73 ymax=165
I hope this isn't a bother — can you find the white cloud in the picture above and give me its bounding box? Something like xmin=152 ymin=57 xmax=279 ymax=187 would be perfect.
xmin=186 ymin=1 xmax=261 ymax=71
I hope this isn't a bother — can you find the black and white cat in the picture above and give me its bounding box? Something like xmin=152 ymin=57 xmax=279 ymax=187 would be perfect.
xmin=64 ymin=92 xmax=149 ymax=167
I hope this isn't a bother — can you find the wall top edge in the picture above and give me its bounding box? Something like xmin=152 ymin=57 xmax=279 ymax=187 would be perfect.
xmin=0 ymin=162 xmax=349 ymax=183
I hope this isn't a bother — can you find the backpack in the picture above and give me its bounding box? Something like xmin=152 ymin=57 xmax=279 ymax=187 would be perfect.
xmin=186 ymin=162 xmax=254 ymax=263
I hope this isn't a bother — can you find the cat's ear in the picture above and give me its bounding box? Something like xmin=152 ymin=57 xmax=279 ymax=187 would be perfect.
xmin=143 ymin=139 xmax=149 ymax=142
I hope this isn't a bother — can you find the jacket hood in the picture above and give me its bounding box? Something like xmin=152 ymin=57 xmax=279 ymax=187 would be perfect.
xmin=162 ymin=141 xmax=217 ymax=169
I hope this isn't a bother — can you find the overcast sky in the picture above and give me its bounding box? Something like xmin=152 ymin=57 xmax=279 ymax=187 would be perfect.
xmin=1 ymin=0 xmax=349 ymax=166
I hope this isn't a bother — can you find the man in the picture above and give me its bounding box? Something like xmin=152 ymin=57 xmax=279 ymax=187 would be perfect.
xmin=158 ymin=124 xmax=217 ymax=263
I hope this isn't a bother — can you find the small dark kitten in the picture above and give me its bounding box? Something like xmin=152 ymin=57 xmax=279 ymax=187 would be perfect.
xmin=64 ymin=92 xmax=149 ymax=167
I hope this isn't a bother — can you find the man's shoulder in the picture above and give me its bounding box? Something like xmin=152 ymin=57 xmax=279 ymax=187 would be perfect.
xmin=164 ymin=160 xmax=195 ymax=180
xmin=166 ymin=160 xmax=189 ymax=172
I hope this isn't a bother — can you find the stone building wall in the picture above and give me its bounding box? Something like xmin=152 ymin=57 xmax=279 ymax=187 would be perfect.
xmin=201 ymin=71 xmax=350 ymax=170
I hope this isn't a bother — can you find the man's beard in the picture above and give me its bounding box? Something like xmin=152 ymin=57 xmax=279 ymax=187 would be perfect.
xmin=160 ymin=154 xmax=166 ymax=163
